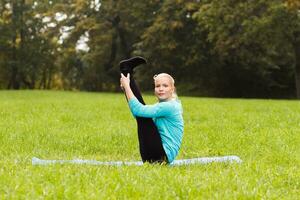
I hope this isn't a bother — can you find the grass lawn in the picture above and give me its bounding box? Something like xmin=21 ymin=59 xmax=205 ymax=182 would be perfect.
xmin=0 ymin=90 xmax=299 ymax=199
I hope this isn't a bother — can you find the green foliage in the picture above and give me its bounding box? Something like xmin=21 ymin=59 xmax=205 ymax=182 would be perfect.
xmin=194 ymin=0 xmax=299 ymax=97
xmin=45 ymin=0 xmax=163 ymax=91
xmin=135 ymin=0 xmax=218 ymax=95
xmin=0 ymin=0 xmax=58 ymax=89
xmin=0 ymin=1 xmax=299 ymax=98
xmin=0 ymin=91 xmax=300 ymax=198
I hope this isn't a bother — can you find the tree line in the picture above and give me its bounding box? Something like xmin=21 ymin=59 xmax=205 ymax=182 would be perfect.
xmin=0 ymin=0 xmax=299 ymax=98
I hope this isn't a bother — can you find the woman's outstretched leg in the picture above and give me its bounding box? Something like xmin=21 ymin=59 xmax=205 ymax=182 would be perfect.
xmin=120 ymin=57 xmax=167 ymax=163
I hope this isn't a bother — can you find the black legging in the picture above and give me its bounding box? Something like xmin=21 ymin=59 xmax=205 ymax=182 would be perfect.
xmin=125 ymin=76 xmax=167 ymax=163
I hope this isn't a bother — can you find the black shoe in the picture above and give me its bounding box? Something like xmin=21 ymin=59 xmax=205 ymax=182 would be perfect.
xmin=119 ymin=56 xmax=147 ymax=74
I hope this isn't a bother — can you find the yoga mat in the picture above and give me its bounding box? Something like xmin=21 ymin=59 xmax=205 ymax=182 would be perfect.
xmin=32 ymin=155 xmax=242 ymax=166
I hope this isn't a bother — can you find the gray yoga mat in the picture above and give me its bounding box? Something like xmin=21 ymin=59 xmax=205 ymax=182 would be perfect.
xmin=32 ymin=155 xmax=242 ymax=166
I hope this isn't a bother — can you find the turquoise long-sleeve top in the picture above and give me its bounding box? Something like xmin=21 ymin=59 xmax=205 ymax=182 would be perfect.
xmin=128 ymin=97 xmax=184 ymax=163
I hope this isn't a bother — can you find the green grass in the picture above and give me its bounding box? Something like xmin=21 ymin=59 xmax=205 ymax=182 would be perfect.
xmin=0 ymin=90 xmax=299 ymax=199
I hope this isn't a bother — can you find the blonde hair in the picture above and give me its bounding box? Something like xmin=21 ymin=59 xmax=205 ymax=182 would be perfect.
xmin=153 ymin=73 xmax=178 ymax=100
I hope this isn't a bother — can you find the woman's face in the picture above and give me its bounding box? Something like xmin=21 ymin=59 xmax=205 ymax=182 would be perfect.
xmin=154 ymin=76 xmax=174 ymax=101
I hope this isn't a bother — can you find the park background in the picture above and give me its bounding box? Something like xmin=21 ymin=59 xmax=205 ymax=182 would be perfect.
xmin=1 ymin=0 xmax=300 ymax=199
xmin=0 ymin=0 xmax=299 ymax=99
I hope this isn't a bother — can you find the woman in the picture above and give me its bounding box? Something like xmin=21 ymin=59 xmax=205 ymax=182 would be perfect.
xmin=119 ymin=56 xmax=184 ymax=164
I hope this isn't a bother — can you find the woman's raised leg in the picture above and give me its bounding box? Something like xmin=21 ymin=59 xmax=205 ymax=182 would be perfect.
xmin=120 ymin=57 xmax=167 ymax=163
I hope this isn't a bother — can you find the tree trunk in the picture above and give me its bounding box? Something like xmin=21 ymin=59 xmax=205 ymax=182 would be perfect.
xmin=294 ymin=39 xmax=300 ymax=99
xmin=39 ymin=68 xmax=47 ymax=89
xmin=7 ymin=1 xmax=20 ymax=89
xmin=105 ymin=29 xmax=118 ymax=71
xmin=117 ymin=26 xmax=130 ymax=58
xmin=293 ymin=29 xmax=300 ymax=99
xmin=7 ymin=61 xmax=19 ymax=89
xmin=47 ymin=68 xmax=52 ymax=89
xmin=19 ymin=0 xmax=26 ymax=88
xmin=7 ymin=0 xmax=26 ymax=89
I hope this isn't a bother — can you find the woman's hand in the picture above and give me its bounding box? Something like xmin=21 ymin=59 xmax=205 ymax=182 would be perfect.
xmin=120 ymin=73 xmax=130 ymax=89
xmin=120 ymin=73 xmax=135 ymax=100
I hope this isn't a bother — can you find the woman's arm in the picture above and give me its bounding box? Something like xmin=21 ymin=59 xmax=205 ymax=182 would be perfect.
xmin=120 ymin=73 xmax=135 ymax=100
xmin=128 ymin=98 xmax=173 ymax=118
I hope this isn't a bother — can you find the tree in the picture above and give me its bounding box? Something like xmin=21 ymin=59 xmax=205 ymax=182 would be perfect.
xmin=195 ymin=0 xmax=300 ymax=98
xmin=285 ymin=0 xmax=300 ymax=98
xmin=46 ymin=0 xmax=163 ymax=91
xmin=136 ymin=0 xmax=215 ymax=95
xmin=0 ymin=0 xmax=58 ymax=89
